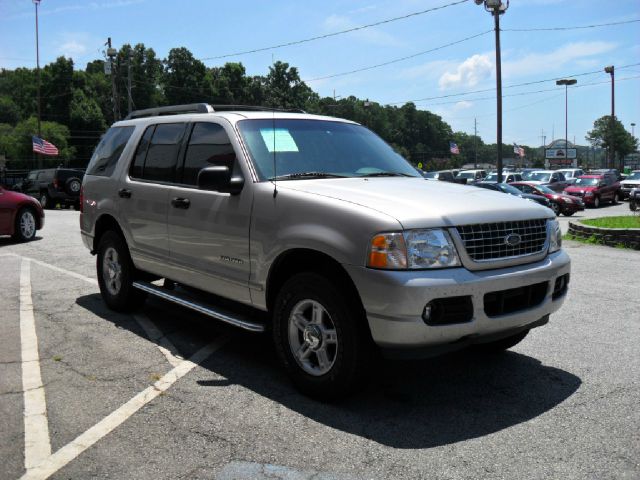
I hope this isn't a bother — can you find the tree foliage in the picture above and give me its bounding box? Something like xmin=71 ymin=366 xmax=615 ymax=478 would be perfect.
xmin=586 ymin=115 xmax=637 ymax=167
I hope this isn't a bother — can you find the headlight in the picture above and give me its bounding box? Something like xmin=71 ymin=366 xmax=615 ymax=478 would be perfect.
xmin=548 ymin=219 xmax=562 ymax=253
xmin=368 ymin=229 xmax=460 ymax=269
xmin=561 ymin=197 xmax=573 ymax=203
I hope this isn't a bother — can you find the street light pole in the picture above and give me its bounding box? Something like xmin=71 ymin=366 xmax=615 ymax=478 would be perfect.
xmin=556 ymin=78 xmax=577 ymax=168
xmin=33 ymin=0 xmax=42 ymax=168
xmin=604 ymin=65 xmax=615 ymax=168
xmin=476 ymin=0 xmax=509 ymax=183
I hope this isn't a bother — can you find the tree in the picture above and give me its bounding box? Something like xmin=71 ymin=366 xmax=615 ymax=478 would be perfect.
xmin=586 ymin=115 xmax=638 ymax=169
xmin=0 ymin=96 xmax=20 ymax=124
xmin=69 ymin=90 xmax=106 ymax=164
xmin=41 ymin=57 xmax=75 ymax=125
xmin=162 ymin=47 xmax=211 ymax=105
xmin=264 ymin=61 xmax=317 ymax=109
xmin=6 ymin=117 xmax=73 ymax=168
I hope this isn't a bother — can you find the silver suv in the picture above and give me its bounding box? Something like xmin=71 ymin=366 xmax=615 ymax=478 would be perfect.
xmin=80 ymin=104 xmax=570 ymax=399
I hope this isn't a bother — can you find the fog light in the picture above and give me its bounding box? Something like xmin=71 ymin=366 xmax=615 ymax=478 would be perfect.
xmin=422 ymin=302 xmax=433 ymax=322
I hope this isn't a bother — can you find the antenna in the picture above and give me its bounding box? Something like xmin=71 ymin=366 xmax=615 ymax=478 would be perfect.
xmin=272 ymin=110 xmax=277 ymax=198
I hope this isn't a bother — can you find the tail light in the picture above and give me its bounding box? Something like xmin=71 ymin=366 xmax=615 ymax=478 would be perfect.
xmin=79 ymin=186 xmax=84 ymax=213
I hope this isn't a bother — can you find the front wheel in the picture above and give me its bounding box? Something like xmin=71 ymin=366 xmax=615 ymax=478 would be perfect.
xmin=12 ymin=208 xmax=37 ymax=242
xmin=551 ymin=202 xmax=560 ymax=215
xmin=472 ymin=329 xmax=530 ymax=354
xmin=273 ymin=272 xmax=373 ymax=400
xmin=96 ymin=231 xmax=146 ymax=312
xmin=611 ymin=192 xmax=619 ymax=204
xmin=593 ymin=196 xmax=600 ymax=208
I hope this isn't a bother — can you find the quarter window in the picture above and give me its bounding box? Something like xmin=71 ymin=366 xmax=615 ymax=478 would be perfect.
xmin=87 ymin=126 xmax=135 ymax=177
xmin=181 ymin=122 xmax=236 ymax=186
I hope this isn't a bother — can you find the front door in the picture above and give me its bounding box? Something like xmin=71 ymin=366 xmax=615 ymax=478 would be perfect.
xmin=168 ymin=121 xmax=252 ymax=304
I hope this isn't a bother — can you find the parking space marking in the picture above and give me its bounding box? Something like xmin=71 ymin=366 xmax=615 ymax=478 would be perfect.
xmin=133 ymin=314 xmax=184 ymax=368
xmin=19 ymin=259 xmax=52 ymax=471
xmin=20 ymin=334 xmax=229 ymax=480
xmin=1 ymin=253 xmax=97 ymax=286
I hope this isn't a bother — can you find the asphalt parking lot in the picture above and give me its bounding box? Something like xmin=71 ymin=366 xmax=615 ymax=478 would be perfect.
xmin=1 ymin=204 xmax=638 ymax=480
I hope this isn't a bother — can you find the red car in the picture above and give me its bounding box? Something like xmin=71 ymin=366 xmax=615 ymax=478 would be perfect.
xmin=563 ymin=174 xmax=620 ymax=208
xmin=510 ymin=182 xmax=585 ymax=216
xmin=0 ymin=185 xmax=45 ymax=241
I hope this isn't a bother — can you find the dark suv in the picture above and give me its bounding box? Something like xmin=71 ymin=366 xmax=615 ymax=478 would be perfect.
xmin=20 ymin=168 xmax=85 ymax=209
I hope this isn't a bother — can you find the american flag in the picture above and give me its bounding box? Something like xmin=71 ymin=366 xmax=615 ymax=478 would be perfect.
xmin=32 ymin=136 xmax=59 ymax=156
xmin=449 ymin=141 xmax=460 ymax=155
xmin=513 ymin=143 xmax=525 ymax=157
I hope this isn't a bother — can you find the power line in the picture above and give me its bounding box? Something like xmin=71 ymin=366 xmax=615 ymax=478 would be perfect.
xmin=200 ymin=0 xmax=471 ymax=60
xmin=304 ymin=30 xmax=492 ymax=82
xmin=503 ymin=18 xmax=640 ymax=32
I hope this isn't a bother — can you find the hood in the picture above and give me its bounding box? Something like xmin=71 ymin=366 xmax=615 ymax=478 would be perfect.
xmin=565 ymin=184 xmax=596 ymax=192
xmin=278 ymin=177 xmax=553 ymax=229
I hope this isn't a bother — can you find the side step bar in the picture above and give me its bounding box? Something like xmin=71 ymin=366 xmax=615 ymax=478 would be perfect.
xmin=132 ymin=281 xmax=266 ymax=333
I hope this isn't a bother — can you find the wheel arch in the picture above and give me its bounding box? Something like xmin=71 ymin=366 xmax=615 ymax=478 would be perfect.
xmin=265 ymin=248 xmax=368 ymax=326
xmin=93 ymin=213 xmax=126 ymax=253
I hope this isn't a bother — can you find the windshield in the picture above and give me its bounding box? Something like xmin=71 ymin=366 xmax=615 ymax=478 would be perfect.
xmin=626 ymin=172 xmax=640 ymax=180
xmin=237 ymin=119 xmax=421 ymax=181
xmin=574 ymin=177 xmax=599 ymax=186
xmin=536 ymin=185 xmax=555 ymax=194
xmin=496 ymin=183 xmax=523 ymax=195
xmin=484 ymin=173 xmax=499 ymax=181
xmin=529 ymin=172 xmax=551 ymax=182
xmin=457 ymin=172 xmax=475 ymax=179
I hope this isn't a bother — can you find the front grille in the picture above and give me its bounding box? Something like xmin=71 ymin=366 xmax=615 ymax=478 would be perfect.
xmin=455 ymin=219 xmax=548 ymax=262
xmin=567 ymin=191 xmax=583 ymax=197
xmin=484 ymin=281 xmax=548 ymax=317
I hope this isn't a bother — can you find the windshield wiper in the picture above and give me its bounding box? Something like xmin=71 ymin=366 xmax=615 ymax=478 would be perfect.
xmin=269 ymin=172 xmax=347 ymax=180
xmin=360 ymin=171 xmax=413 ymax=177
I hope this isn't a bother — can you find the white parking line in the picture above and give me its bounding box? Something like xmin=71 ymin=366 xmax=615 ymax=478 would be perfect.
xmin=133 ymin=314 xmax=184 ymax=368
xmin=20 ymin=259 xmax=52 ymax=471
xmin=0 ymin=253 xmax=97 ymax=286
xmin=20 ymin=335 xmax=229 ymax=480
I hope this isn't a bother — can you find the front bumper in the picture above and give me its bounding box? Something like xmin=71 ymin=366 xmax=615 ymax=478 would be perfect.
xmin=345 ymin=250 xmax=570 ymax=357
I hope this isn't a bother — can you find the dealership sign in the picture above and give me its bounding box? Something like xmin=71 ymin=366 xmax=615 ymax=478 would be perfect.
xmin=545 ymin=148 xmax=577 ymax=159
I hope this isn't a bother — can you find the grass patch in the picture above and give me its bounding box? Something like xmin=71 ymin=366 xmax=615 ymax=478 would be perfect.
xmin=52 ymin=355 xmax=62 ymax=362
xmin=580 ymin=216 xmax=640 ymax=229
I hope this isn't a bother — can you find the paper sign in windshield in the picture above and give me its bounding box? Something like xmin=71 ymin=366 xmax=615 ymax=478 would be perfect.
xmin=260 ymin=128 xmax=299 ymax=153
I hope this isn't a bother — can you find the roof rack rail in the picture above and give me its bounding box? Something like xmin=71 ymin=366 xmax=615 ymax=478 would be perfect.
xmin=209 ymin=105 xmax=306 ymax=114
xmin=125 ymin=103 xmax=214 ymax=120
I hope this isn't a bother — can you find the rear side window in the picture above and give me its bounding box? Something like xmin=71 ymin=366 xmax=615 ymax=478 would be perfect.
xmin=138 ymin=123 xmax=185 ymax=183
xmin=181 ymin=122 xmax=236 ymax=186
xmin=87 ymin=126 xmax=135 ymax=177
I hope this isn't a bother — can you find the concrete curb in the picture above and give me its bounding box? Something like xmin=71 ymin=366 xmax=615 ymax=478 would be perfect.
xmin=567 ymin=219 xmax=640 ymax=250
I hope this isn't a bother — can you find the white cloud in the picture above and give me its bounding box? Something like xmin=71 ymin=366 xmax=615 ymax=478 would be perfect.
xmin=399 ymin=60 xmax=457 ymax=80
xmin=59 ymin=40 xmax=87 ymax=58
xmin=453 ymin=100 xmax=473 ymax=111
xmin=503 ymin=41 xmax=617 ymax=78
xmin=323 ymin=14 xmax=404 ymax=47
xmin=439 ymin=54 xmax=493 ymax=90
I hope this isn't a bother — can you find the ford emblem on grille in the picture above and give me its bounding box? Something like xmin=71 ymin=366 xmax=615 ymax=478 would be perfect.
xmin=504 ymin=233 xmax=522 ymax=247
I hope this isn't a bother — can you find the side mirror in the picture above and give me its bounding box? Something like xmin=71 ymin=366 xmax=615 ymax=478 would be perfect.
xmin=197 ymin=166 xmax=244 ymax=195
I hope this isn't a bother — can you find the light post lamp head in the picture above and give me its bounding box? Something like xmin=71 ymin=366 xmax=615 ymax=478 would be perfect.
xmin=604 ymin=65 xmax=614 ymax=75
xmin=476 ymin=0 xmax=509 ymax=13
xmin=556 ymin=78 xmax=577 ymax=86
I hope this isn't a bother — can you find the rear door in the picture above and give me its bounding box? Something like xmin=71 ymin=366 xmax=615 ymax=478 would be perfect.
xmin=168 ymin=121 xmax=252 ymax=303
xmin=118 ymin=122 xmax=187 ymax=275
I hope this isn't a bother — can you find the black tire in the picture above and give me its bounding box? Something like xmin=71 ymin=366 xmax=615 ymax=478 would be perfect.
xmin=472 ymin=329 xmax=530 ymax=354
xmin=630 ymin=200 xmax=638 ymax=212
xmin=273 ymin=272 xmax=373 ymax=400
xmin=65 ymin=177 xmax=82 ymax=195
xmin=96 ymin=231 xmax=146 ymax=312
xmin=563 ymin=210 xmax=575 ymax=217
xmin=551 ymin=202 xmax=560 ymax=216
xmin=611 ymin=192 xmax=619 ymax=204
xmin=593 ymin=196 xmax=600 ymax=208
xmin=39 ymin=192 xmax=52 ymax=209
xmin=12 ymin=208 xmax=38 ymax=242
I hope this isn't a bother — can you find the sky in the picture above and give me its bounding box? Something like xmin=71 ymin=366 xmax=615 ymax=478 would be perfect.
xmin=1 ymin=0 xmax=639 ymax=148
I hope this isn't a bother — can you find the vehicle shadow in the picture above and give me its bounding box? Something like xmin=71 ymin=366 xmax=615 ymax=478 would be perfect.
xmin=0 ymin=236 xmax=44 ymax=247
xmin=76 ymin=293 xmax=581 ymax=449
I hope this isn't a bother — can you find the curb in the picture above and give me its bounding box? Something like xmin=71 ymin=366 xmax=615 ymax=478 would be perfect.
xmin=567 ymin=219 xmax=640 ymax=250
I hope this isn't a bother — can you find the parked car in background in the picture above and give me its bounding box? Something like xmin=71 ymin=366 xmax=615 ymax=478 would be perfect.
xmin=455 ymin=169 xmax=486 ymax=184
xmin=620 ymin=170 xmax=640 ymax=199
xmin=483 ymin=172 xmax=523 ymax=183
xmin=0 ymin=185 xmax=45 ymax=241
xmin=526 ymin=170 xmax=569 ymax=193
xmin=510 ymin=182 xmax=584 ymax=216
xmin=556 ymin=168 xmax=585 ymax=185
xmin=19 ymin=168 xmax=85 ymax=209
xmin=474 ymin=181 xmax=552 ymax=209
xmin=563 ymin=174 xmax=620 ymax=208
xmin=590 ymin=169 xmax=622 ymax=181
xmin=423 ymin=170 xmax=457 ymax=182
xmin=520 ymin=168 xmax=537 ymax=179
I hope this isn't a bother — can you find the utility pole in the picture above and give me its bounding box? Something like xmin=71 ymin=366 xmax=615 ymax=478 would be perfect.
xmin=127 ymin=52 xmax=133 ymax=116
xmin=474 ymin=118 xmax=478 ymax=169
xmin=604 ymin=65 xmax=615 ymax=169
xmin=106 ymin=38 xmax=119 ymax=122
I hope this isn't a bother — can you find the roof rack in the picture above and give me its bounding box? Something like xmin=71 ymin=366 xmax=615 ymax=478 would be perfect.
xmin=125 ymin=103 xmax=306 ymax=120
xmin=125 ymin=103 xmax=214 ymax=120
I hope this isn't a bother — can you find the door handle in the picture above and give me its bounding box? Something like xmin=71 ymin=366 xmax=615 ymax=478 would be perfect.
xmin=118 ymin=188 xmax=132 ymax=198
xmin=171 ymin=197 xmax=191 ymax=209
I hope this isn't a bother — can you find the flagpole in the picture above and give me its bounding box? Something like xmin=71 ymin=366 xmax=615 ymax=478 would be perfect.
xmin=34 ymin=0 xmax=42 ymax=169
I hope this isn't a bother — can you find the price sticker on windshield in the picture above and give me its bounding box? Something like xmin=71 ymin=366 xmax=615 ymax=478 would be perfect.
xmin=260 ymin=128 xmax=299 ymax=153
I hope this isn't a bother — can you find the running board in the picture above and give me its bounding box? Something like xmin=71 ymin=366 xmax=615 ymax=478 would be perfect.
xmin=132 ymin=281 xmax=266 ymax=333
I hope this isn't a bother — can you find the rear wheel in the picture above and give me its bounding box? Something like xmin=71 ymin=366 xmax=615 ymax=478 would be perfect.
xmin=39 ymin=192 xmax=52 ymax=209
xmin=12 ymin=208 xmax=37 ymax=242
xmin=611 ymin=192 xmax=619 ymax=204
xmin=273 ymin=272 xmax=373 ymax=400
xmin=96 ymin=231 xmax=146 ymax=311
xmin=472 ymin=329 xmax=529 ymax=354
